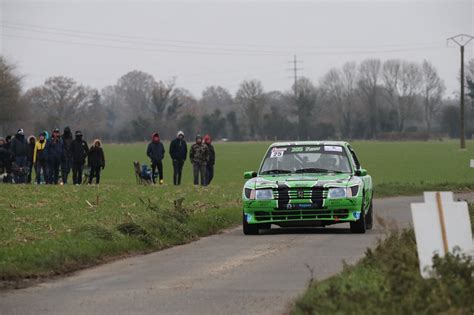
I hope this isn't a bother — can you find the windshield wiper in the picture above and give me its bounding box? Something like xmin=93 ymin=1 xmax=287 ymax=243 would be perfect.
xmin=260 ymin=169 xmax=292 ymax=175
xmin=294 ymin=168 xmax=329 ymax=173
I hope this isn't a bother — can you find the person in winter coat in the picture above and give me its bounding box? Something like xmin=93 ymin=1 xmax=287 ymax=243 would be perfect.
xmin=70 ymin=130 xmax=89 ymax=185
xmin=10 ymin=129 xmax=29 ymax=183
xmin=4 ymin=135 xmax=12 ymax=151
xmin=33 ymin=132 xmax=47 ymax=184
xmin=88 ymin=139 xmax=105 ymax=185
xmin=27 ymin=136 xmax=36 ymax=184
xmin=146 ymin=132 xmax=165 ymax=184
xmin=45 ymin=128 xmax=64 ymax=184
xmin=0 ymin=137 xmax=14 ymax=183
xmin=189 ymin=135 xmax=209 ymax=186
xmin=169 ymin=131 xmax=187 ymax=185
xmin=61 ymin=126 xmax=73 ymax=184
xmin=203 ymin=134 xmax=215 ymax=185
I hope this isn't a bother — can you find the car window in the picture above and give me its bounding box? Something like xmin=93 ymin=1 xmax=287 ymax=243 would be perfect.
xmin=347 ymin=146 xmax=361 ymax=169
xmin=260 ymin=145 xmax=352 ymax=174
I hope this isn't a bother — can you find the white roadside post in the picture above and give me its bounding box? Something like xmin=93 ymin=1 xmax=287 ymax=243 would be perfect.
xmin=410 ymin=192 xmax=474 ymax=278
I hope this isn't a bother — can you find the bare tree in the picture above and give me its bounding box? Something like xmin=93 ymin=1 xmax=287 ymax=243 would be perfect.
xmin=421 ymin=60 xmax=445 ymax=134
xmin=25 ymin=76 xmax=97 ymax=128
xmin=321 ymin=62 xmax=357 ymax=138
xmin=236 ymin=79 xmax=266 ymax=139
xmin=358 ymin=59 xmax=381 ymax=138
xmin=0 ymin=56 xmax=22 ymax=135
xmin=294 ymin=77 xmax=318 ymax=140
xmin=383 ymin=60 xmax=422 ymax=131
xmin=166 ymin=88 xmax=196 ymax=121
xmin=200 ymin=86 xmax=234 ymax=113
xmin=151 ymin=79 xmax=175 ymax=124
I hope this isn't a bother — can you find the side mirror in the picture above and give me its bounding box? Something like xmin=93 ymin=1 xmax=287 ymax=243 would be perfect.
xmin=244 ymin=171 xmax=257 ymax=179
xmin=355 ymin=168 xmax=367 ymax=177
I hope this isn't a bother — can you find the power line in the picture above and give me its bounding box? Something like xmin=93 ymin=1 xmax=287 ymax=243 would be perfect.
xmin=287 ymin=55 xmax=303 ymax=97
xmin=1 ymin=20 xmax=446 ymax=51
xmin=447 ymin=34 xmax=474 ymax=150
xmin=1 ymin=21 xmax=450 ymax=57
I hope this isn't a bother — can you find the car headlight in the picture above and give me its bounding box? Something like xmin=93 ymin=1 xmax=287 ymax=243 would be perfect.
xmin=255 ymin=189 xmax=273 ymax=200
xmin=328 ymin=187 xmax=347 ymax=199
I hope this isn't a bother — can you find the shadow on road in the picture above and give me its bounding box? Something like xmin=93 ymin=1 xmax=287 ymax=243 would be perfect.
xmin=260 ymin=226 xmax=352 ymax=235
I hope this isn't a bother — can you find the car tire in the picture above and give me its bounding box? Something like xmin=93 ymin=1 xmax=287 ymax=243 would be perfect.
xmin=350 ymin=202 xmax=366 ymax=234
xmin=243 ymin=213 xmax=259 ymax=235
xmin=365 ymin=200 xmax=374 ymax=230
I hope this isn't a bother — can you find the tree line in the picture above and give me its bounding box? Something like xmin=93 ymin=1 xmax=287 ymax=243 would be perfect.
xmin=2 ymin=55 xmax=473 ymax=141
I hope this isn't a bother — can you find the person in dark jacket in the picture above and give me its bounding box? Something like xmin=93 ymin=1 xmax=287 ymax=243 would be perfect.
xmin=189 ymin=135 xmax=209 ymax=186
xmin=146 ymin=132 xmax=165 ymax=184
xmin=45 ymin=128 xmax=64 ymax=184
xmin=88 ymin=139 xmax=105 ymax=185
xmin=0 ymin=137 xmax=14 ymax=183
xmin=169 ymin=131 xmax=187 ymax=185
xmin=33 ymin=132 xmax=47 ymax=184
xmin=10 ymin=129 xmax=29 ymax=183
xmin=61 ymin=126 xmax=73 ymax=184
xmin=4 ymin=135 xmax=12 ymax=151
xmin=203 ymin=134 xmax=215 ymax=185
xmin=70 ymin=130 xmax=89 ymax=185
xmin=26 ymin=135 xmax=36 ymax=184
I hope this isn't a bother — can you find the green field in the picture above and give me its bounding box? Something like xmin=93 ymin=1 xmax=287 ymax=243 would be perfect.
xmin=1 ymin=140 xmax=474 ymax=285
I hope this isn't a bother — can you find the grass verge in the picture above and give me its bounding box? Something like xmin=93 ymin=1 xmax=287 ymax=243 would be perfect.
xmin=292 ymin=207 xmax=474 ymax=315
xmin=0 ymin=184 xmax=241 ymax=289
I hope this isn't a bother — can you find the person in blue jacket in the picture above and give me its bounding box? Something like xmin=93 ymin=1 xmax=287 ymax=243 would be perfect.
xmin=45 ymin=128 xmax=64 ymax=184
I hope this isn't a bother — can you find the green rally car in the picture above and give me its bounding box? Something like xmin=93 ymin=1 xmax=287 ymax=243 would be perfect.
xmin=242 ymin=141 xmax=373 ymax=235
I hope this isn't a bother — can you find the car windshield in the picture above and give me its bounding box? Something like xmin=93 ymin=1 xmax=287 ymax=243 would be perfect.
xmin=259 ymin=145 xmax=352 ymax=175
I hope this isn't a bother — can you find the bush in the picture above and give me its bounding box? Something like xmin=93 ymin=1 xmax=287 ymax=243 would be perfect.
xmin=293 ymin=229 xmax=474 ymax=315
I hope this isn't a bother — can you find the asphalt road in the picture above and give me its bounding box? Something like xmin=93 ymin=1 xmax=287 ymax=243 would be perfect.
xmin=2 ymin=194 xmax=473 ymax=315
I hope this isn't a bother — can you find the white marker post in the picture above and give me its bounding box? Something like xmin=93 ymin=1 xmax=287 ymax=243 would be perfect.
xmin=470 ymin=159 xmax=474 ymax=168
xmin=411 ymin=192 xmax=474 ymax=278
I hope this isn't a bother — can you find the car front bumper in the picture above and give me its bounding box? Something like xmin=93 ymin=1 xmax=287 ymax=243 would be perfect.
xmin=243 ymin=197 xmax=363 ymax=225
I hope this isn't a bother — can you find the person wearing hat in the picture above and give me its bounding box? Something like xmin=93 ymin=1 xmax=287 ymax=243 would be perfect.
xmin=33 ymin=132 xmax=47 ymax=184
xmin=169 ymin=131 xmax=187 ymax=185
xmin=203 ymin=134 xmax=215 ymax=185
xmin=70 ymin=130 xmax=89 ymax=185
xmin=61 ymin=126 xmax=73 ymax=184
xmin=189 ymin=134 xmax=209 ymax=186
xmin=10 ymin=128 xmax=29 ymax=183
xmin=45 ymin=128 xmax=64 ymax=184
xmin=146 ymin=132 xmax=165 ymax=184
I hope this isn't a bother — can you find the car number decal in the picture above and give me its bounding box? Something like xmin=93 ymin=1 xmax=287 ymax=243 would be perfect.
xmin=324 ymin=145 xmax=343 ymax=152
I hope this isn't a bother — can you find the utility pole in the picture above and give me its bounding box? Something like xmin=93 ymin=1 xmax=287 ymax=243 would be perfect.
xmin=447 ymin=34 xmax=474 ymax=149
xmin=287 ymin=55 xmax=303 ymax=98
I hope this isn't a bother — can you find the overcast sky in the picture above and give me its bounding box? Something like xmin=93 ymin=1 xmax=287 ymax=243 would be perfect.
xmin=0 ymin=0 xmax=473 ymax=98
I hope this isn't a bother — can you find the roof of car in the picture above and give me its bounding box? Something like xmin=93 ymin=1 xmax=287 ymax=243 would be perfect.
xmin=269 ymin=141 xmax=349 ymax=147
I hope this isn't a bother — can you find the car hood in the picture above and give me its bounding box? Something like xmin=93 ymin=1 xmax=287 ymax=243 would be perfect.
xmin=244 ymin=173 xmax=361 ymax=189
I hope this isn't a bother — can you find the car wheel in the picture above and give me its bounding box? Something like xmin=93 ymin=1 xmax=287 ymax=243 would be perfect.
xmin=242 ymin=213 xmax=259 ymax=235
xmin=365 ymin=200 xmax=373 ymax=230
xmin=350 ymin=202 xmax=366 ymax=234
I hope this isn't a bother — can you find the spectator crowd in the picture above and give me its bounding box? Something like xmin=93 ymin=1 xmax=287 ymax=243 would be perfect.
xmin=0 ymin=128 xmax=216 ymax=186
xmin=0 ymin=127 xmax=104 ymax=185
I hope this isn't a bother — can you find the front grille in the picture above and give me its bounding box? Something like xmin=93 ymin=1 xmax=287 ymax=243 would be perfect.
xmin=272 ymin=187 xmax=328 ymax=200
xmin=273 ymin=186 xmax=327 ymax=210
xmin=254 ymin=209 xmax=350 ymax=221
